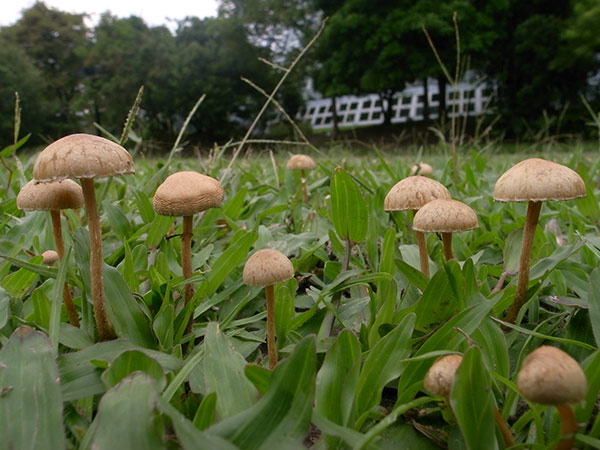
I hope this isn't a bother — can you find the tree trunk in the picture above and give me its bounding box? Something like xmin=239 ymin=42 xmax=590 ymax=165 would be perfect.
xmin=422 ymin=78 xmax=430 ymax=121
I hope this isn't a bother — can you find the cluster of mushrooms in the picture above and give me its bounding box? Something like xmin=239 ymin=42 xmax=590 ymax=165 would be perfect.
xmin=15 ymin=134 xmax=588 ymax=448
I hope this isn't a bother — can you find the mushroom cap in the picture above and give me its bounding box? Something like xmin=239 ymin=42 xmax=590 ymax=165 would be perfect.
xmin=33 ymin=134 xmax=135 ymax=182
xmin=17 ymin=179 xmax=83 ymax=211
xmin=42 ymin=250 xmax=59 ymax=265
xmin=494 ymin=158 xmax=586 ymax=202
xmin=152 ymin=171 xmax=225 ymax=216
xmin=424 ymin=354 xmax=463 ymax=397
xmin=384 ymin=176 xmax=451 ymax=211
xmin=287 ymin=154 xmax=316 ymax=170
xmin=410 ymin=162 xmax=433 ymax=176
xmin=243 ymin=249 xmax=294 ymax=287
xmin=517 ymin=346 xmax=587 ymax=406
xmin=412 ymin=199 xmax=478 ymax=233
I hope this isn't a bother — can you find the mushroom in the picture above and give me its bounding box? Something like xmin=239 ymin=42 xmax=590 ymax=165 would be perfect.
xmin=42 ymin=250 xmax=59 ymax=265
xmin=384 ymin=176 xmax=451 ymax=277
xmin=412 ymin=198 xmax=478 ymax=261
xmin=425 ymin=354 xmax=515 ymax=447
xmin=410 ymin=162 xmax=433 ymax=176
xmin=152 ymin=171 xmax=224 ymax=332
xmin=33 ymin=134 xmax=135 ymax=340
xmin=243 ymin=248 xmax=294 ymax=369
xmin=17 ymin=179 xmax=84 ymax=327
xmin=287 ymin=154 xmax=316 ymax=204
xmin=494 ymin=158 xmax=585 ymax=323
xmin=517 ymin=346 xmax=587 ymax=450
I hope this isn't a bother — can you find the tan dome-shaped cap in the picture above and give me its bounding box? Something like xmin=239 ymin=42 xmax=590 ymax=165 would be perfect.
xmin=413 ymin=199 xmax=478 ymax=233
xmin=494 ymin=158 xmax=585 ymax=202
xmin=517 ymin=346 xmax=587 ymax=406
xmin=424 ymin=354 xmax=463 ymax=397
xmin=17 ymin=179 xmax=83 ymax=211
xmin=384 ymin=176 xmax=451 ymax=211
xmin=42 ymin=250 xmax=59 ymax=265
xmin=33 ymin=134 xmax=134 ymax=182
xmin=243 ymin=249 xmax=294 ymax=287
xmin=153 ymin=171 xmax=225 ymax=216
xmin=410 ymin=162 xmax=433 ymax=176
xmin=287 ymin=154 xmax=316 ymax=170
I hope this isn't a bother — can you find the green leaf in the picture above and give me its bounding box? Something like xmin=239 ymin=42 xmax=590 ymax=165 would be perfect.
xmin=101 ymin=350 xmax=166 ymax=390
xmin=203 ymin=323 xmax=258 ymax=419
xmin=103 ymin=265 xmax=155 ymax=348
xmin=450 ymin=346 xmax=499 ymax=450
xmin=330 ymin=167 xmax=368 ymax=244
xmin=244 ymin=364 xmax=272 ymax=395
xmin=208 ymin=335 xmax=316 ymax=449
xmin=81 ymin=373 xmax=164 ymax=450
xmin=193 ymin=393 xmax=218 ymax=430
xmin=103 ymin=199 xmax=133 ymax=239
xmin=146 ymin=214 xmax=175 ymax=248
xmin=587 ymin=268 xmax=600 ymax=348
xmin=0 ymin=326 xmax=65 ymax=449
xmin=354 ymin=314 xmax=415 ymax=424
xmin=316 ymin=329 xmax=361 ymax=428
xmin=49 ymin=248 xmax=70 ymax=352
xmin=1 ymin=266 xmax=38 ymax=298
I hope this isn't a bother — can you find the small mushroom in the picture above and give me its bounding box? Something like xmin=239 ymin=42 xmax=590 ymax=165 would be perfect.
xmin=42 ymin=250 xmax=59 ymax=265
xmin=517 ymin=346 xmax=587 ymax=450
xmin=412 ymin=198 xmax=478 ymax=261
xmin=384 ymin=176 xmax=451 ymax=277
xmin=494 ymin=158 xmax=585 ymax=323
xmin=287 ymin=154 xmax=316 ymax=204
xmin=153 ymin=171 xmax=224 ymax=332
xmin=243 ymin=249 xmax=294 ymax=369
xmin=410 ymin=162 xmax=433 ymax=176
xmin=425 ymin=354 xmax=515 ymax=447
xmin=17 ymin=179 xmax=84 ymax=327
xmin=33 ymin=134 xmax=135 ymax=340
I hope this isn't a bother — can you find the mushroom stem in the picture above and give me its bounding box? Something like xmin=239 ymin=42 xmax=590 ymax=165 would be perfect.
xmin=493 ymin=405 xmax=515 ymax=447
xmin=80 ymin=178 xmax=115 ymax=340
xmin=181 ymin=215 xmax=194 ymax=303
xmin=505 ymin=200 xmax=542 ymax=324
xmin=50 ymin=210 xmax=80 ymax=327
xmin=300 ymin=169 xmax=309 ymax=204
xmin=555 ymin=404 xmax=577 ymax=450
xmin=412 ymin=210 xmax=430 ymax=277
xmin=442 ymin=232 xmax=454 ymax=260
xmin=265 ymin=284 xmax=278 ymax=369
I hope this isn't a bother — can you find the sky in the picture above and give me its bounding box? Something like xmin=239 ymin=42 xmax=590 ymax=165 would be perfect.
xmin=0 ymin=0 xmax=220 ymax=30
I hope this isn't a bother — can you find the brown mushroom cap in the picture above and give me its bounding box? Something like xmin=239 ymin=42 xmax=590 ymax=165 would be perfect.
xmin=412 ymin=199 xmax=478 ymax=233
xmin=410 ymin=162 xmax=433 ymax=176
xmin=243 ymin=249 xmax=294 ymax=287
xmin=33 ymin=134 xmax=134 ymax=182
xmin=287 ymin=154 xmax=316 ymax=170
xmin=517 ymin=346 xmax=587 ymax=406
xmin=17 ymin=179 xmax=84 ymax=211
xmin=152 ymin=171 xmax=225 ymax=216
xmin=424 ymin=354 xmax=463 ymax=397
xmin=494 ymin=158 xmax=586 ymax=202
xmin=384 ymin=176 xmax=451 ymax=211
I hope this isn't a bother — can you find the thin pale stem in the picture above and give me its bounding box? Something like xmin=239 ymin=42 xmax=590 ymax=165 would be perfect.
xmin=442 ymin=232 xmax=454 ymax=260
xmin=182 ymin=215 xmax=195 ymax=335
xmin=301 ymin=169 xmax=309 ymax=204
xmin=493 ymin=405 xmax=515 ymax=448
xmin=413 ymin=210 xmax=430 ymax=277
xmin=265 ymin=284 xmax=277 ymax=369
xmin=505 ymin=201 xmax=542 ymax=324
xmin=555 ymin=404 xmax=577 ymax=450
xmin=50 ymin=209 xmax=79 ymax=328
xmin=81 ymin=178 xmax=115 ymax=340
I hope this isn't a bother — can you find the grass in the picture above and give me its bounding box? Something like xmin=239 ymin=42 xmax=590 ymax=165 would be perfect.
xmin=0 ymin=138 xmax=599 ymax=448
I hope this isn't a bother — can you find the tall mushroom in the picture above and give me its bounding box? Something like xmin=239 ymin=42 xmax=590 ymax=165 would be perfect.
xmin=494 ymin=158 xmax=585 ymax=323
xmin=152 ymin=171 xmax=224 ymax=332
xmin=425 ymin=354 xmax=515 ymax=447
xmin=287 ymin=154 xmax=316 ymax=204
xmin=243 ymin=248 xmax=294 ymax=369
xmin=413 ymin=198 xmax=478 ymax=261
xmin=17 ymin=179 xmax=83 ymax=327
xmin=384 ymin=176 xmax=451 ymax=277
xmin=517 ymin=346 xmax=587 ymax=450
xmin=33 ymin=133 xmax=135 ymax=340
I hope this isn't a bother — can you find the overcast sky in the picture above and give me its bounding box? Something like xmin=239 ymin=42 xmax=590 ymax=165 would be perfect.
xmin=0 ymin=0 xmax=220 ymax=30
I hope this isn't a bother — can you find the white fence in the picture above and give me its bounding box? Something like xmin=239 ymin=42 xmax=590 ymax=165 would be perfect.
xmin=295 ymin=82 xmax=494 ymax=131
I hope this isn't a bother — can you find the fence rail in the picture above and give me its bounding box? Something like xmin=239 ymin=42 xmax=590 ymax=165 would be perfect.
xmin=295 ymin=82 xmax=493 ymax=130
